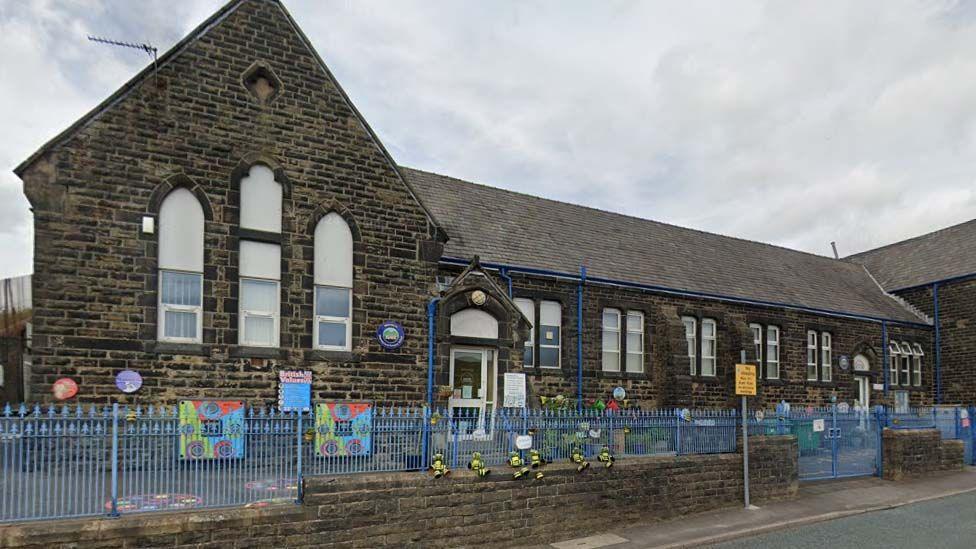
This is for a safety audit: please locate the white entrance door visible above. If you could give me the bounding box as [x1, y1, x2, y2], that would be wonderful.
[449, 347, 496, 439]
[856, 377, 870, 409]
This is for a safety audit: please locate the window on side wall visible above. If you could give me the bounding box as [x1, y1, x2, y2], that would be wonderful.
[820, 332, 832, 382]
[683, 317, 697, 375]
[766, 326, 780, 380]
[899, 341, 913, 387]
[314, 213, 353, 351]
[912, 343, 923, 387]
[700, 318, 717, 376]
[806, 331, 818, 381]
[539, 301, 561, 368]
[602, 308, 621, 372]
[158, 188, 205, 343]
[626, 311, 644, 373]
[750, 323, 763, 371]
[514, 298, 535, 367]
[888, 342, 900, 387]
[239, 240, 280, 347]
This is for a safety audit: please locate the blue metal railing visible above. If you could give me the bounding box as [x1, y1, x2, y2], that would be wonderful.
[0, 404, 739, 523]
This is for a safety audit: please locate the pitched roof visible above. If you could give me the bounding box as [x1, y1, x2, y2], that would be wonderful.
[848, 218, 976, 291]
[402, 167, 926, 324]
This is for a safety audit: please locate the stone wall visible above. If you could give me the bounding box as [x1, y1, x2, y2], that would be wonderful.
[881, 428, 964, 481]
[0, 436, 798, 549]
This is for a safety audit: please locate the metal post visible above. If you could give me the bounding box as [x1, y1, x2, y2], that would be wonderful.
[740, 349, 750, 509]
[295, 411, 303, 504]
[109, 403, 119, 518]
[934, 283, 942, 404]
[577, 266, 586, 412]
[881, 321, 889, 396]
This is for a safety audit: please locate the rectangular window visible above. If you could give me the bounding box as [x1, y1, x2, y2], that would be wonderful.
[766, 326, 780, 380]
[750, 324, 763, 370]
[602, 309, 621, 372]
[683, 317, 697, 375]
[888, 342, 900, 387]
[626, 311, 644, 373]
[806, 331, 818, 381]
[159, 270, 203, 342]
[514, 298, 535, 367]
[912, 343, 923, 387]
[701, 319, 716, 376]
[539, 301, 561, 368]
[240, 278, 279, 347]
[820, 332, 832, 382]
[315, 286, 351, 350]
[900, 342, 912, 387]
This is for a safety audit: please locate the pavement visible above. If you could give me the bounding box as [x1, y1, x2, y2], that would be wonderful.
[549, 468, 976, 549]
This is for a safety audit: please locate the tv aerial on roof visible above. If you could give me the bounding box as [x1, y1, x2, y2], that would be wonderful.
[87, 35, 159, 83]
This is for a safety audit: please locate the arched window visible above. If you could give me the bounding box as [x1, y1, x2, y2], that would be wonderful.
[450, 308, 498, 339]
[158, 188, 204, 342]
[238, 164, 282, 347]
[314, 212, 353, 350]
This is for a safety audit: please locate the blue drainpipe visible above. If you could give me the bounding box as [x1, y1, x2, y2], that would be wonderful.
[577, 266, 586, 411]
[499, 268, 513, 298]
[426, 297, 441, 407]
[934, 283, 942, 404]
[882, 321, 889, 396]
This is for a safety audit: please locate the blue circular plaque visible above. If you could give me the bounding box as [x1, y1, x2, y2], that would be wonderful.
[376, 321, 405, 350]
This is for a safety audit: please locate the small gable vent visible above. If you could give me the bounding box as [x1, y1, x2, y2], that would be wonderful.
[241, 61, 282, 105]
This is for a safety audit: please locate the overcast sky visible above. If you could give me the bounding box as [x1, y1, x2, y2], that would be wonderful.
[2, 0, 976, 279]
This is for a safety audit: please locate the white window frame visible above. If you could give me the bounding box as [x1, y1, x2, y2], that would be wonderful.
[683, 317, 697, 375]
[239, 277, 280, 347]
[820, 332, 832, 382]
[888, 342, 901, 387]
[539, 300, 561, 369]
[912, 343, 923, 387]
[158, 269, 204, 343]
[900, 341, 913, 387]
[806, 331, 818, 381]
[314, 285, 353, 351]
[625, 311, 644, 373]
[766, 326, 780, 380]
[514, 298, 535, 367]
[700, 318, 717, 377]
[602, 308, 621, 372]
[750, 323, 763, 370]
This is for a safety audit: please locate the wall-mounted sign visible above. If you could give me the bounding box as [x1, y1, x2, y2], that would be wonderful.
[115, 370, 143, 394]
[179, 400, 245, 460]
[837, 402, 850, 413]
[612, 387, 626, 401]
[873, 383, 884, 391]
[376, 321, 405, 350]
[515, 435, 532, 450]
[503, 373, 527, 408]
[315, 402, 373, 457]
[470, 290, 487, 306]
[52, 378, 78, 400]
[812, 419, 826, 432]
[278, 370, 312, 412]
[838, 355, 850, 371]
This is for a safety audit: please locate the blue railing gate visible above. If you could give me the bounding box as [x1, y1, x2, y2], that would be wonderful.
[789, 406, 881, 481]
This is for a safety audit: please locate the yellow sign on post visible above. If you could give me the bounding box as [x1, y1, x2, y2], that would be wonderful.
[735, 363, 757, 396]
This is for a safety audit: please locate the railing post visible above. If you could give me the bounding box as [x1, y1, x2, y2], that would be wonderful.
[296, 411, 304, 504]
[421, 407, 430, 471]
[109, 403, 119, 518]
[675, 411, 682, 456]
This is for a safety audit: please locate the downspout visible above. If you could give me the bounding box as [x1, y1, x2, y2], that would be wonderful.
[426, 298, 441, 407]
[499, 268, 513, 298]
[934, 283, 942, 404]
[577, 266, 586, 411]
[882, 321, 889, 397]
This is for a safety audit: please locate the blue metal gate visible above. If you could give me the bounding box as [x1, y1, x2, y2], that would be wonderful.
[792, 406, 881, 481]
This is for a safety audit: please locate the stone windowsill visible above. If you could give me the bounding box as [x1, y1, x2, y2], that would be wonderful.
[306, 349, 360, 363]
[150, 341, 209, 356]
[229, 346, 286, 359]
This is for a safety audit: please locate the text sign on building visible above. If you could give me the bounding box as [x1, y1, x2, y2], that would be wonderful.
[735, 363, 757, 396]
[278, 370, 312, 412]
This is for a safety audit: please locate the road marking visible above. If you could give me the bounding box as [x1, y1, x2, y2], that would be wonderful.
[552, 533, 629, 549]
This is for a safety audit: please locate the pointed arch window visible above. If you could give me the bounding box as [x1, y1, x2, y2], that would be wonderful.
[238, 164, 282, 347]
[314, 212, 353, 351]
[158, 188, 205, 342]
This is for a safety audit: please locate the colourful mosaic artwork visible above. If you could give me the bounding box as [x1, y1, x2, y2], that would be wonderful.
[314, 402, 373, 457]
[178, 400, 245, 460]
[106, 493, 202, 513]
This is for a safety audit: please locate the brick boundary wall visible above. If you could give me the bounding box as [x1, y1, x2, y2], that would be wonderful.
[0, 436, 797, 549]
[882, 428, 964, 481]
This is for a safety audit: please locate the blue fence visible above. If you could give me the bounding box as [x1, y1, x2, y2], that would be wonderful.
[0, 404, 738, 523]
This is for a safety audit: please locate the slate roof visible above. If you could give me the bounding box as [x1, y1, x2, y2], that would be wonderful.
[402, 167, 926, 324]
[849, 219, 976, 291]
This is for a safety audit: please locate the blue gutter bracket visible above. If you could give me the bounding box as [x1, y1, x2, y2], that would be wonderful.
[499, 268, 513, 298]
[882, 321, 889, 396]
[934, 283, 942, 404]
[427, 298, 441, 407]
[577, 266, 586, 411]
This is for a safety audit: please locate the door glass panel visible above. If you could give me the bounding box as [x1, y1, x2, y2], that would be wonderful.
[453, 351, 483, 400]
[485, 349, 495, 404]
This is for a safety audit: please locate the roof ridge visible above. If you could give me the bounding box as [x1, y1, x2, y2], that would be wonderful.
[400, 165, 858, 269]
[847, 216, 976, 260]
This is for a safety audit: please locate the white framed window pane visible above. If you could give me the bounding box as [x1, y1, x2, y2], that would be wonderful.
[683, 317, 696, 374]
[702, 320, 715, 338]
[626, 352, 642, 373]
[701, 357, 716, 376]
[603, 351, 620, 372]
[603, 309, 620, 329]
[626, 312, 642, 332]
[822, 362, 832, 382]
[901, 356, 911, 386]
[164, 311, 197, 339]
[240, 240, 281, 281]
[626, 332, 642, 354]
[603, 330, 620, 352]
[316, 287, 351, 318]
[161, 271, 202, 306]
[243, 316, 275, 346]
[240, 164, 282, 233]
[913, 357, 922, 386]
[539, 346, 559, 368]
[314, 212, 353, 287]
[912, 343, 924, 356]
[317, 321, 347, 347]
[159, 188, 204, 272]
[540, 301, 561, 326]
[702, 339, 715, 359]
[540, 326, 560, 347]
[890, 354, 899, 386]
[241, 279, 277, 313]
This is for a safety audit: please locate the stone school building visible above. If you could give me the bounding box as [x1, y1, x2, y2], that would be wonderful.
[11, 0, 974, 414]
